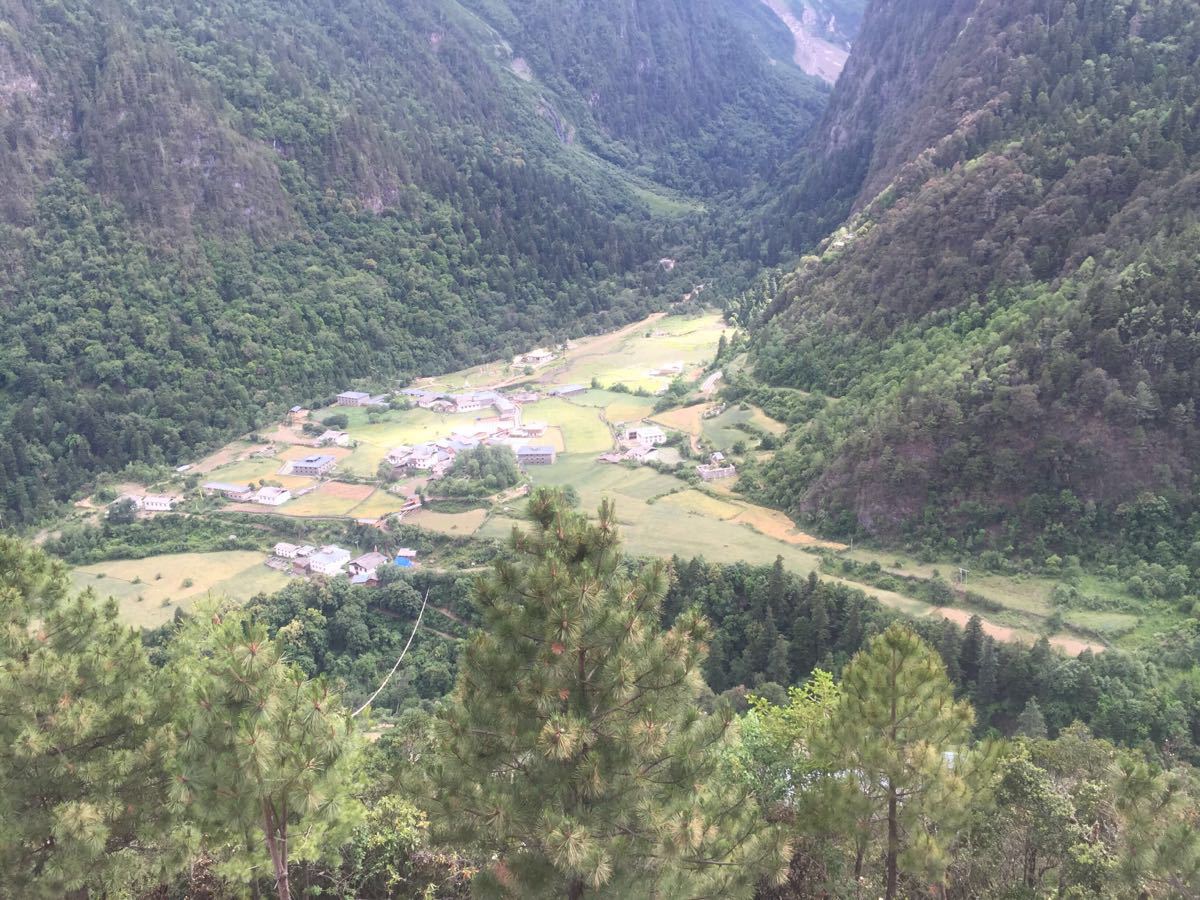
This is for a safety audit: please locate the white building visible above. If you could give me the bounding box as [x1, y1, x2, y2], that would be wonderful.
[624, 424, 667, 446]
[142, 495, 179, 512]
[337, 391, 371, 406]
[203, 482, 253, 501]
[273, 542, 301, 559]
[316, 429, 351, 447]
[254, 487, 292, 506]
[308, 545, 351, 576]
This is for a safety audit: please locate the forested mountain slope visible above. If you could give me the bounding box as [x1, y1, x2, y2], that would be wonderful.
[0, 0, 826, 524]
[740, 0, 1200, 561]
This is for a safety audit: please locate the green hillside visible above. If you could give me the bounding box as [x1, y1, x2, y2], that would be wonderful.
[0, 0, 826, 524]
[736, 0, 1200, 573]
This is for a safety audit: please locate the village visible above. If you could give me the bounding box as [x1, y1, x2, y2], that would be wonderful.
[102, 331, 741, 589]
[64, 311, 1116, 657]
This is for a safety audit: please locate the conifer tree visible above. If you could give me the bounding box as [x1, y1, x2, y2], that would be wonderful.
[430, 490, 789, 898]
[0, 537, 180, 896]
[1015, 697, 1048, 739]
[168, 609, 364, 900]
[820, 624, 986, 899]
[975, 638, 998, 709]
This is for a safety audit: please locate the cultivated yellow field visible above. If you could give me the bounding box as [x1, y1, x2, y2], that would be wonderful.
[71, 551, 290, 628]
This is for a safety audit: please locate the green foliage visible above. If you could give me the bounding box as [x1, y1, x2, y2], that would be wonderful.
[820, 624, 987, 897]
[0, 538, 180, 896]
[167, 607, 364, 897]
[742, 0, 1200, 559]
[429, 490, 790, 897]
[440, 445, 523, 497]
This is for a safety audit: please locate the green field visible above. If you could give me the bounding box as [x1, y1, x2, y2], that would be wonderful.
[547, 313, 728, 393]
[71, 551, 291, 628]
[521, 399, 614, 454]
[405, 507, 489, 535]
[700, 404, 788, 448]
[567, 389, 657, 425]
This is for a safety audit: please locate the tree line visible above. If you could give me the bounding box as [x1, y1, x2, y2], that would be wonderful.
[2, 492, 1198, 897]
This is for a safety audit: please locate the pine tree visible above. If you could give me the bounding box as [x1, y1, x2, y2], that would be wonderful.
[960, 615, 985, 684]
[975, 638, 998, 711]
[819, 624, 985, 899]
[430, 490, 790, 898]
[766, 635, 792, 686]
[169, 609, 364, 900]
[808, 591, 830, 663]
[0, 538, 181, 896]
[1015, 697, 1048, 739]
[938, 619, 963, 686]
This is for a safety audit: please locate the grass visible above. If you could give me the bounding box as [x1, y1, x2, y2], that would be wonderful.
[70, 551, 290, 628]
[546, 313, 728, 393]
[348, 489, 420, 520]
[567, 389, 657, 425]
[405, 507, 489, 535]
[272, 485, 364, 517]
[521, 399, 613, 454]
[700, 404, 787, 448]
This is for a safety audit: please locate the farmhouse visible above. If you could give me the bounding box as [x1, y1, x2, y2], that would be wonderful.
[698, 462, 737, 481]
[337, 391, 371, 406]
[450, 393, 488, 413]
[308, 545, 352, 576]
[396, 547, 418, 559]
[142, 495, 179, 512]
[513, 347, 555, 367]
[547, 384, 585, 397]
[316, 429, 350, 447]
[292, 454, 337, 477]
[348, 551, 389, 577]
[273, 542, 305, 559]
[517, 445, 557, 466]
[253, 486, 292, 506]
[510, 390, 541, 404]
[623, 424, 667, 446]
[203, 482, 253, 501]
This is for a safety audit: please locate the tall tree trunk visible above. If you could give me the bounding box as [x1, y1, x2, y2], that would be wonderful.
[262, 801, 291, 900]
[886, 789, 899, 900]
[567, 876, 585, 900]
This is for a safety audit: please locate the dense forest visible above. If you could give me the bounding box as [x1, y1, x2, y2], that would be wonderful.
[0, 0, 826, 526]
[734, 0, 1200, 563]
[3, 494, 1199, 898]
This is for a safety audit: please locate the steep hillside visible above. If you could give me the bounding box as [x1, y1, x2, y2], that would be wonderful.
[740, 0, 1200, 565]
[0, 0, 826, 524]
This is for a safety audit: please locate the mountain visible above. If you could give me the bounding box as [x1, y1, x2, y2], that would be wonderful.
[0, 0, 827, 524]
[739, 0, 1200, 562]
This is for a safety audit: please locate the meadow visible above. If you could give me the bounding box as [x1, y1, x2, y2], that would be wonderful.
[70, 551, 291, 628]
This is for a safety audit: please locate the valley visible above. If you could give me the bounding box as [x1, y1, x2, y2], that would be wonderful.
[54, 311, 1127, 656]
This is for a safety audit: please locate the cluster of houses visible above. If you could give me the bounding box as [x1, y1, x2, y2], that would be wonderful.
[268, 542, 417, 586]
[398, 387, 523, 417]
[386, 417, 557, 479]
[599, 422, 668, 465]
[698, 451, 737, 481]
[203, 482, 295, 506]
